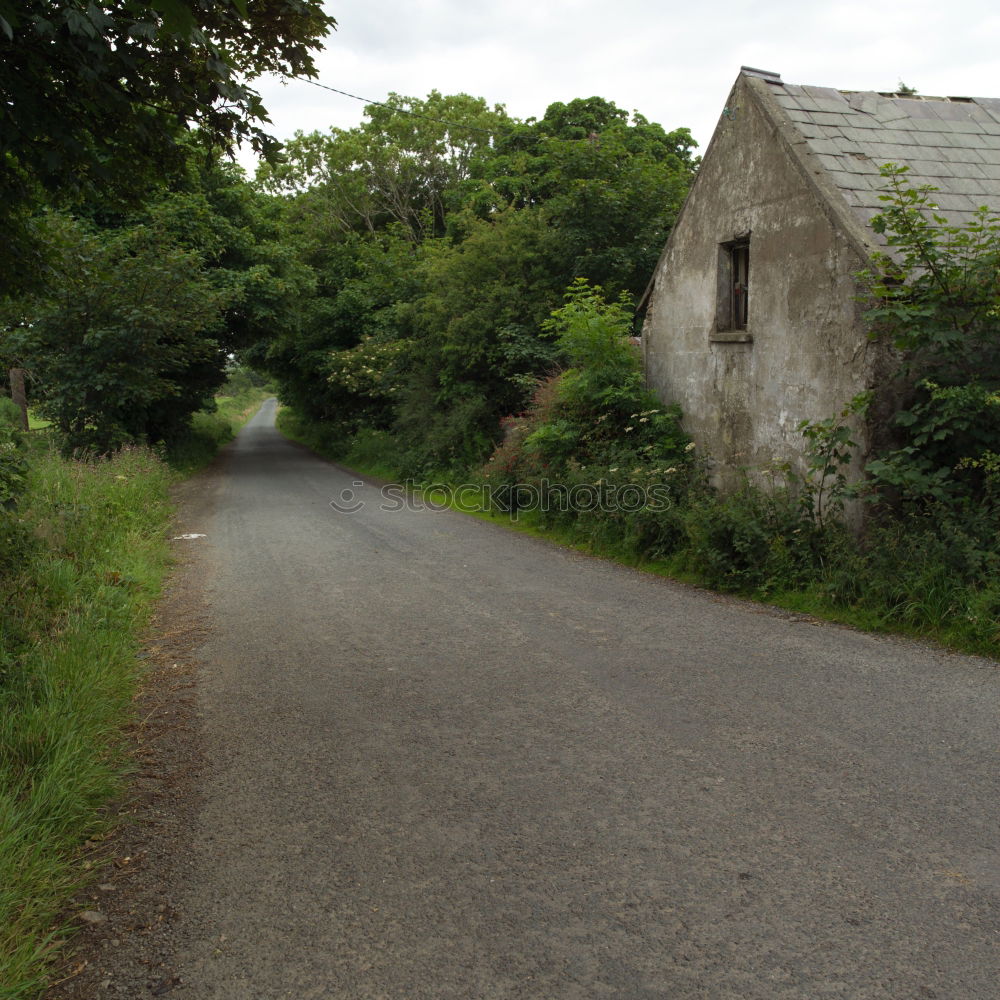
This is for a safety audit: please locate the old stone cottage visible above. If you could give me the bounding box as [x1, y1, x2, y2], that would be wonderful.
[640, 67, 1000, 491]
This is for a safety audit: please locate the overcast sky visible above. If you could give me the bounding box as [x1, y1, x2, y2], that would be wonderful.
[240, 0, 999, 169]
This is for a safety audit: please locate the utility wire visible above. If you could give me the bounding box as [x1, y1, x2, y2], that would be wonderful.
[290, 76, 688, 153]
[297, 76, 499, 137]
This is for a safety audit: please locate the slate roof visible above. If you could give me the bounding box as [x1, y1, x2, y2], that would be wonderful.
[763, 78, 1000, 237]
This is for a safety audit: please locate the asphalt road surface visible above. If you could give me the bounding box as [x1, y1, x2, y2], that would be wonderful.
[166, 400, 998, 998]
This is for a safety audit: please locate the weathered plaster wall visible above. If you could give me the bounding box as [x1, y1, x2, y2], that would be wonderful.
[643, 75, 879, 492]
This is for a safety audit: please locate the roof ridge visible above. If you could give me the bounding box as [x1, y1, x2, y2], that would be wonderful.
[838, 89, 980, 104]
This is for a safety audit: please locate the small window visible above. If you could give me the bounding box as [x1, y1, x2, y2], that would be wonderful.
[714, 237, 752, 341]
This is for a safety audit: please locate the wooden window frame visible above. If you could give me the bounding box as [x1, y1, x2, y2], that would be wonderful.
[713, 236, 753, 343]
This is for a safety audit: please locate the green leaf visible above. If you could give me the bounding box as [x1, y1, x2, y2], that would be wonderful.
[149, 0, 197, 35]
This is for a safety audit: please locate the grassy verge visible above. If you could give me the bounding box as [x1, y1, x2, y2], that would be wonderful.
[275, 409, 403, 482]
[164, 386, 274, 476]
[0, 384, 271, 997]
[275, 408, 1000, 661]
[469, 506, 999, 659]
[0, 446, 172, 998]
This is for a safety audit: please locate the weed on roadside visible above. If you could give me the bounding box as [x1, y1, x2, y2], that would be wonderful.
[0, 447, 172, 996]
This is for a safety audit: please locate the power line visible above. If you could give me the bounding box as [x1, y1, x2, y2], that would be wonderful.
[297, 77, 498, 137]
[289, 76, 689, 154]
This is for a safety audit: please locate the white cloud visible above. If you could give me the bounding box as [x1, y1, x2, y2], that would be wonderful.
[236, 0, 1000, 172]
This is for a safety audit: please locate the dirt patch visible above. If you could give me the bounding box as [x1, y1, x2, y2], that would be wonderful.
[44, 462, 225, 1000]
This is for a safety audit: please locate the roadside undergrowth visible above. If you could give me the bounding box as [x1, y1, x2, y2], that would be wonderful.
[0, 446, 172, 998]
[275, 407, 403, 482]
[0, 383, 270, 997]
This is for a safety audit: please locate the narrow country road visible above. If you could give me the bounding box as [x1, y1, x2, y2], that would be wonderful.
[161, 401, 998, 997]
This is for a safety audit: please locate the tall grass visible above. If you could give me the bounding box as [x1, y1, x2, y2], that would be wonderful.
[0, 376, 273, 996]
[0, 446, 172, 997]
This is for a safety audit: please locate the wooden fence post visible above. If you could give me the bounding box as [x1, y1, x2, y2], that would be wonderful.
[9, 368, 29, 431]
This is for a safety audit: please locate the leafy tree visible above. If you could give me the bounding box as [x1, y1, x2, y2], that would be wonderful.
[384, 99, 697, 468]
[244, 226, 421, 430]
[2, 142, 319, 454]
[7, 214, 229, 451]
[472, 97, 698, 296]
[260, 91, 508, 240]
[393, 209, 561, 472]
[251, 92, 697, 473]
[863, 165, 1000, 505]
[0, 0, 334, 292]
[136, 153, 318, 354]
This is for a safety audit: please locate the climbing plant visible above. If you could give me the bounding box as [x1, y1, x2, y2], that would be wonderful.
[862, 164, 1000, 506]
